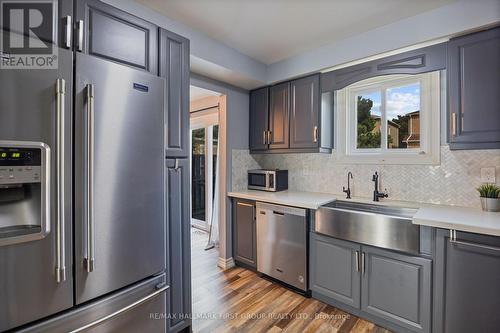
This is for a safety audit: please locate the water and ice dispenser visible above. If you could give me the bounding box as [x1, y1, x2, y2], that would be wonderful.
[0, 141, 50, 246]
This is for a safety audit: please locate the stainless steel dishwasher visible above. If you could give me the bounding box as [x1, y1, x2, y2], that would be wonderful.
[256, 202, 307, 291]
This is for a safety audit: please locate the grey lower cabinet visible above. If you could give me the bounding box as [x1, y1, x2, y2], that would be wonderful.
[310, 233, 361, 308]
[233, 199, 257, 268]
[166, 158, 191, 333]
[433, 229, 500, 333]
[310, 233, 431, 333]
[362, 246, 431, 333]
[160, 29, 190, 158]
[447, 26, 500, 149]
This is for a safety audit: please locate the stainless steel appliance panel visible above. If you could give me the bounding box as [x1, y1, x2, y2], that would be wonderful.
[256, 202, 307, 291]
[0, 48, 73, 331]
[315, 201, 420, 254]
[74, 53, 165, 304]
[17, 274, 168, 333]
[247, 169, 288, 192]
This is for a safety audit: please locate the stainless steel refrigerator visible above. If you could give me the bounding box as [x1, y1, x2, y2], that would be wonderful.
[0, 48, 168, 332]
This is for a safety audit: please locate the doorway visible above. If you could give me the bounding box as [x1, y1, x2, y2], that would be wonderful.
[190, 120, 219, 231]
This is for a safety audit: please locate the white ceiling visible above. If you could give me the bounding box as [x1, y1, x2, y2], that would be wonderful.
[190, 85, 221, 101]
[137, 0, 454, 65]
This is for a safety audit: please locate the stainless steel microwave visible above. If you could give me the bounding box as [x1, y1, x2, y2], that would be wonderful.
[248, 169, 288, 192]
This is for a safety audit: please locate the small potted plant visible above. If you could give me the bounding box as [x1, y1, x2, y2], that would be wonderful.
[477, 184, 500, 212]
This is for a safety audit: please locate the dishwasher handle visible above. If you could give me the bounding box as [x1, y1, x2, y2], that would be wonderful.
[256, 202, 306, 217]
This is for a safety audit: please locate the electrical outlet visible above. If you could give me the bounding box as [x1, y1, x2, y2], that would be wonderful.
[480, 167, 496, 183]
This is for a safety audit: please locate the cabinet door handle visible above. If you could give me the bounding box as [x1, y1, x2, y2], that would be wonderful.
[267, 131, 272, 144]
[451, 113, 457, 136]
[55, 79, 67, 283]
[63, 16, 72, 49]
[361, 252, 366, 275]
[355, 251, 360, 272]
[263, 131, 267, 145]
[313, 126, 318, 143]
[77, 20, 84, 52]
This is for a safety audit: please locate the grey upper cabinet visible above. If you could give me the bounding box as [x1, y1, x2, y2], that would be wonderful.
[165, 158, 191, 333]
[362, 246, 431, 333]
[290, 75, 320, 149]
[269, 82, 290, 150]
[433, 229, 500, 333]
[321, 43, 447, 92]
[249, 74, 332, 153]
[249, 87, 270, 151]
[75, 0, 158, 74]
[233, 199, 257, 268]
[310, 233, 361, 309]
[159, 29, 190, 158]
[448, 27, 500, 150]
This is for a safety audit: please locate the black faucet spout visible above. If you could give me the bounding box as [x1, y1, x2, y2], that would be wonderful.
[343, 171, 353, 199]
[372, 172, 388, 202]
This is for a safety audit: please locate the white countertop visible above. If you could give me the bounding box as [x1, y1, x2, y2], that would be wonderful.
[228, 190, 500, 237]
[227, 190, 336, 210]
[414, 206, 500, 237]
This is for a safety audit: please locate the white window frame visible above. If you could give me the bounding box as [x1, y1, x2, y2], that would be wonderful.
[336, 72, 440, 165]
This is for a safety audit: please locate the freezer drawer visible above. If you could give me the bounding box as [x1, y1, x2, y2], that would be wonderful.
[18, 274, 168, 333]
[256, 202, 308, 291]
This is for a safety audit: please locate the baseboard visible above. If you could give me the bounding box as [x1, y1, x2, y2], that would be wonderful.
[217, 257, 235, 270]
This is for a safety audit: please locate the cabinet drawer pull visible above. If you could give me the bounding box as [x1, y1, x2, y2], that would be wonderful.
[450, 238, 500, 253]
[451, 113, 457, 136]
[237, 202, 254, 208]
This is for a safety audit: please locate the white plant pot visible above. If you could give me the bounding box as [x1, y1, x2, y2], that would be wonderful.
[480, 197, 500, 212]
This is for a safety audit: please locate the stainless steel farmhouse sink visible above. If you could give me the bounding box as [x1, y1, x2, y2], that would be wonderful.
[315, 200, 420, 254]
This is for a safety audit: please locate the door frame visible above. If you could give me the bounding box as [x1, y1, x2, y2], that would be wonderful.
[189, 95, 225, 239]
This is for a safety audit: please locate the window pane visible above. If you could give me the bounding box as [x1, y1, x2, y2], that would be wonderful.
[386, 83, 420, 149]
[191, 128, 205, 221]
[356, 92, 381, 149]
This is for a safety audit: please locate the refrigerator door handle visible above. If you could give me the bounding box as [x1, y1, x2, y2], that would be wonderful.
[83, 84, 95, 273]
[69, 285, 169, 333]
[55, 79, 67, 283]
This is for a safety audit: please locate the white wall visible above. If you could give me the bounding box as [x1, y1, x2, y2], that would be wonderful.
[101, 0, 267, 89]
[267, 0, 500, 83]
[97, 0, 500, 89]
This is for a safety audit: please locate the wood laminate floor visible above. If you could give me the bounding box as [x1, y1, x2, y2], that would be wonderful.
[191, 229, 392, 333]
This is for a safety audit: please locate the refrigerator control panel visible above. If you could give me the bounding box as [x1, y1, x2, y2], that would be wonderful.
[0, 147, 42, 185]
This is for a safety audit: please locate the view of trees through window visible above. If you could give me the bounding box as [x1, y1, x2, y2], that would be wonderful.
[356, 82, 420, 150]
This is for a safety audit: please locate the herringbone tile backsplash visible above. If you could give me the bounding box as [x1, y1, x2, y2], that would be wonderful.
[232, 147, 500, 208]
